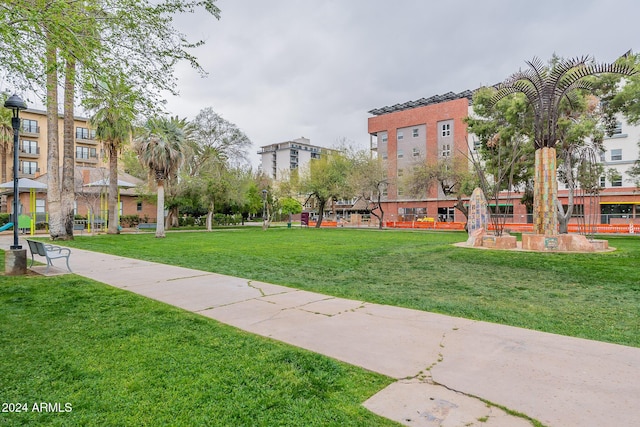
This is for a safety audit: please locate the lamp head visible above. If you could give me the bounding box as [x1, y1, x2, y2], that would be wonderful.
[4, 94, 27, 113]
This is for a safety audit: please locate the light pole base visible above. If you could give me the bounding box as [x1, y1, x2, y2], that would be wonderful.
[5, 249, 27, 276]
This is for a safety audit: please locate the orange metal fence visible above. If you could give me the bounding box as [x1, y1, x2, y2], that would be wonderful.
[307, 220, 640, 234]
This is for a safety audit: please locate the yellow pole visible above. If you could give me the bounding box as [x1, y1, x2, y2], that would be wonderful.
[117, 188, 121, 229]
[88, 210, 91, 233]
[30, 188, 35, 236]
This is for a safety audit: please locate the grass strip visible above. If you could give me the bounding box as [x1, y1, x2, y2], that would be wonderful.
[57, 227, 640, 347]
[0, 267, 397, 426]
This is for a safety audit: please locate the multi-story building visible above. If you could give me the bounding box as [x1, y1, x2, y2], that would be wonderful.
[258, 137, 328, 180]
[368, 91, 474, 223]
[2, 108, 103, 183]
[597, 116, 640, 224]
[368, 91, 640, 226]
[1, 109, 157, 225]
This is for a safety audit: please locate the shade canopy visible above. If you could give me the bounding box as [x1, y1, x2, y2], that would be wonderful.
[0, 177, 47, 190]
[85, 178, 137, 188]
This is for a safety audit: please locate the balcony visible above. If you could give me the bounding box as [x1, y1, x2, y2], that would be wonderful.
[18, 167, 40, 178]
[20, 125, 40, 137]
[76, 128, 98, 145]
[76, 155, 98, 164]
[19, 147, 40, 159]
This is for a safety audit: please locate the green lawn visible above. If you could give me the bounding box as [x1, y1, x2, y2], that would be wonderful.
[59, 227, 640, 347]
[0, 265, 396, 426]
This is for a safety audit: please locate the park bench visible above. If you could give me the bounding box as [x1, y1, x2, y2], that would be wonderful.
[136, 223, 157, 232]
[26, 239, 72, 273]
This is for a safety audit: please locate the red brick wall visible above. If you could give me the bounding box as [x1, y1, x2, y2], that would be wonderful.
[368, 97, 471, 217]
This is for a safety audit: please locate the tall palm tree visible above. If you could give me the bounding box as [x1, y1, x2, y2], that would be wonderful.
[0, 93, 13, 185]
[134, 116, 186, 238]
[84, 77, 137, 234]
[489, 56, 635, 235]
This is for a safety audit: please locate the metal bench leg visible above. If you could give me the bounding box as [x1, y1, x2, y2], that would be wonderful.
[65, 256, 72, 273]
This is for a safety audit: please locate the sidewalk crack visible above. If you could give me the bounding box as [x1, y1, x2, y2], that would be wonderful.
[403, 327, 543, 427]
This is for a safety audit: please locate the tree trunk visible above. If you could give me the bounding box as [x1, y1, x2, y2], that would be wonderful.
[206, 201, 214, 231]
[155, 180, 165, 238]
[1, 141, 7, 184]
[61, 57, 76, 240]
[107, 144, 119, 234]
[533, 147, 558, 235]
[46, 38, 63, 240]
[315, 199, 326, 228]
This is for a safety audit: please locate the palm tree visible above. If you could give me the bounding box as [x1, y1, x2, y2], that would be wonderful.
[84, 77, 137, 234]
[134, 116, 186, 238]
[0, 93, 13, 185]
[489, 56, 635, 235]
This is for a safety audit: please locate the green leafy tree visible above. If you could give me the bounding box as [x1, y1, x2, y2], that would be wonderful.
[0, 0, 220, 238]
[407, 156, 478, 224]
[84, 77, 139, 234]
[279, 197, 303, 224]
[299, 151, 351, 228]
[134, 116, 187, 238]
[347, 148, 388, 229]
[478, 56, 635, 235]
[181, 108, 252, 230]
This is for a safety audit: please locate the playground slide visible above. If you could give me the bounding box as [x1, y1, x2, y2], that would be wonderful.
[0, 222, 13, 232]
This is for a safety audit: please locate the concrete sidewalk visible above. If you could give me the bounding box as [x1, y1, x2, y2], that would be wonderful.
[3, 234, 639, 427]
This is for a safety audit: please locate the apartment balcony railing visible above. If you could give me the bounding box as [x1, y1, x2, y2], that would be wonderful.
[19, 147, 40, 158]
[21, 125, 40, 136]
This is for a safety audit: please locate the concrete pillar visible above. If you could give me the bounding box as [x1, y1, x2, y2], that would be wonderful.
[5, 249, 27, 276]
[533, 147, 558, 235]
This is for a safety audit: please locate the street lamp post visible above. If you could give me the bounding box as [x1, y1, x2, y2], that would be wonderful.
[4, 94, 27, 250]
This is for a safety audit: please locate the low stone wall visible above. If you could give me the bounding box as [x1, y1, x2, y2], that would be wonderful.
[522, 234, 597, 252]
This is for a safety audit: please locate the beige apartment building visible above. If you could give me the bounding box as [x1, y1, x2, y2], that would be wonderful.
[1, 109, 156, 225]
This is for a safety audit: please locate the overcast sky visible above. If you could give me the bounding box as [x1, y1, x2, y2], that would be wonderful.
[164, 0, 637, 166]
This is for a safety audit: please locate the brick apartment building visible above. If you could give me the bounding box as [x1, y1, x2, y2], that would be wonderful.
[368, 91, 640, 226]
[368, 91, 474, 223]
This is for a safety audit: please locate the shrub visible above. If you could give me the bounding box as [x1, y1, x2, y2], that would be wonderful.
[0, 213, 10, 226]
[120, 215, 140, 228]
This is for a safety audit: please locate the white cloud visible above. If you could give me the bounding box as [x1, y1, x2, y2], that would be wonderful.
[164, 0, 640, 166]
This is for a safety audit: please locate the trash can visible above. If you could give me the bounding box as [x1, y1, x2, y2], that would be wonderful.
[287, 222, 292, 228]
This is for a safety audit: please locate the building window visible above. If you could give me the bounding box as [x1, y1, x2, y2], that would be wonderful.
[397, 186, 404, 196]
[36, 199, 45, 213]
[441, 144, 451, 157]
[613, 121, 622, 135]
[76, 127, 96, 140]
[20, 140, 38, 154]
[20, 161, 38, 175]
[382, 187, 388, 197]
[381, 133, 388, 143]
[397, 130, 403, 140]
[441, 123, 451, 137]
[137, 202, 143, 212]
[397, 168, 404, 177]
[610, 149, 622, 161]
[21, 119, 38, 133]
[412, 128, 419, 137]
[599, 176, 606, 187]
[76, 146, 97, 159]
[611, 176, 623, 187]
[381, 152, 388, 160]
[412, 147, 420, 157]
[397, 150, 404, 159]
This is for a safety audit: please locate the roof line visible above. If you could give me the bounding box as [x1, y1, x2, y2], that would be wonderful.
[368, 89, 475, 116]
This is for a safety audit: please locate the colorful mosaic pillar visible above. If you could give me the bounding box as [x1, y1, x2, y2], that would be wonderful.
[533, 147, 558, 235]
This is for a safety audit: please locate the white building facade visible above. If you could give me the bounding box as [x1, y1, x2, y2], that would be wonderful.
[258, 137, 326, 180]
